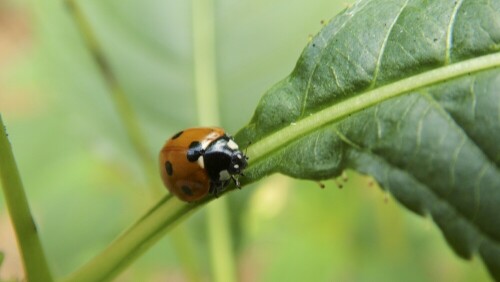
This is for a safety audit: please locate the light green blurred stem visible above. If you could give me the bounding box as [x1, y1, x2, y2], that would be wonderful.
[0, 115, 54, 282]
[65, 0, 162, 197]
[170, 228, 204, 282]
[65, 1, 203, 281]
[63, 195, 208, 282]
[192, 0, 238, 282]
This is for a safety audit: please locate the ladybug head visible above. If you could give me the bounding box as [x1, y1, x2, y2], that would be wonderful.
[228, 151, 248, 175]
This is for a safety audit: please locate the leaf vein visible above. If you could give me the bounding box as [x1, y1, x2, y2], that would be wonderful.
[333, 128, 362, 150]
[313, 132, 321, 161]
[371, 0, 409, 86]
[450, 135, 466, 189]
[374, 104, 382, 139]
[329, 66, 343, 93]
[299, 4, 360, 117]
[415, 101, 431, 151]
[396, 95, 419, 150]
[393, 40, 420, 64]
[332, 44, 372, 78]
[469, 75, 478, 119]
[472, 163, 488, 222]
[445, 0, 465, 65]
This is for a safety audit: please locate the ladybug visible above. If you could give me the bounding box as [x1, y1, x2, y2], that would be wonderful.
[159, 127, 248, 202]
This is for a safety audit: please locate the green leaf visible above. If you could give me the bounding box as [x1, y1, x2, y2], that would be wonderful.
[235, 0, 500, 279]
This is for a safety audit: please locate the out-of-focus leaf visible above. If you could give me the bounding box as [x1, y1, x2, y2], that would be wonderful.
[235, 0, 500, 279]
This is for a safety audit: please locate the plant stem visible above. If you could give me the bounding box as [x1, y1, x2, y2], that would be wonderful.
[205, 199, 237, 282]
[192, 0, 238, 281]
[0, 115, 54, 282]
[170, 228, 203, 282]
[65, 0, 163, 197]
[62, 195, 210, 282]
[192, 0, 220, 125]
[244, 52, 500, 168]
[65, 1, 207, 281]
[66, 1, 205, 281]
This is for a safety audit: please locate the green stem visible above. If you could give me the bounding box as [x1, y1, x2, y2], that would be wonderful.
[62, 195, 210, 282]
[66, 1, 203, 281]
[0, 115, 54, 282]
[192, 0, 220, 126]
[192, 0, 238, 281]
[170, 228, 203, 282]
[205, 200, 237, 282]
[245, 52, 500, 167]
[65, 0, 162, 197]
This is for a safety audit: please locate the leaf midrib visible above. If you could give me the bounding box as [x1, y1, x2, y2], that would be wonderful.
[246, 52, 500, 167]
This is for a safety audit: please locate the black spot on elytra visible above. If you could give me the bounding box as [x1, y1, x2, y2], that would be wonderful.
[165, 161, 173, 176]
[187, 141, 203, 162]
[189, 141, 201, 149]
[182, 185, 193, 196]
[171, 130, 183, 140]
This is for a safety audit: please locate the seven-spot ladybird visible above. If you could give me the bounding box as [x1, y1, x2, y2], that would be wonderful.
[159, 127, 248, 202]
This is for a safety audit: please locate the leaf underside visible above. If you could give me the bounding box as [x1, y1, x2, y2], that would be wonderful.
[235, 0, 500, 279]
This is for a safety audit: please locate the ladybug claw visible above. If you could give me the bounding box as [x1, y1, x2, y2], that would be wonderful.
[231, 176, 241, 189]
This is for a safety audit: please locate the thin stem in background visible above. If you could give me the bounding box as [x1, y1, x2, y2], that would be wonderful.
[64, 1, 203, 281]
[62, 194, 208, 282]
[170, 227, 204, 282]
[65, 0, 162, 198]
[0, 115, 54, 282]
[192, 0, 238, 282]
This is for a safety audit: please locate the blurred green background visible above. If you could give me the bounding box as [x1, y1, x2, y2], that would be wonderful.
[0, 0, 492, 281]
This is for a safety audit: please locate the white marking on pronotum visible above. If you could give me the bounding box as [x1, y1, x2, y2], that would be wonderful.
[219, 170, 230, 181]
[227, 139, 239, 150]
[234, 164, 239, 169]
[197, 156, 205, 169]
[200, 140, 211, 150]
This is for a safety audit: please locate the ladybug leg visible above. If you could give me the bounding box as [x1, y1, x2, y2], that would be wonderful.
[209, 181, 225, 198]
[209, 183, 220, 198]
[231, 175, 241, 189]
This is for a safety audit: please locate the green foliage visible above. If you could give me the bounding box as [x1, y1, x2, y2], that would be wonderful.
[1, 0, 498, 281]
[236, 0, 500, 279]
